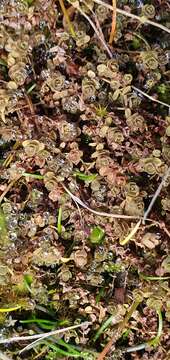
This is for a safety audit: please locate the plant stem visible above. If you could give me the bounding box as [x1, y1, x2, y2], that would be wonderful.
[109, 0, 116, 44]
[58, 0, 76, 37]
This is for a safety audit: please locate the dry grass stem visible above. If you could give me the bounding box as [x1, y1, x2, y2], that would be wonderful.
[91, 0, 170, 34]
[62, 183, 141, 220]
[132, 86, 170, 109]
[109, 0, 117, 44]
[0, 322, 89, 346]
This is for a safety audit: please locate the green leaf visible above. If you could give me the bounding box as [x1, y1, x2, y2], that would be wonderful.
[57, 207, 62, 235]
[26, 83, 36, 94]
[23, 274, 33, 293]
[22, 172, 44, 179]
[89, 226, 105, 245]
[73, 171, 97, 182]
[93, 315, 114, 342]
[139, 272, 170, 281]
[20, 318, 58, 330]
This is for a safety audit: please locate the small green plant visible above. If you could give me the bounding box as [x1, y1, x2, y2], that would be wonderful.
[20, 318, 59, 330]
[95, 105, 108, 118]
[89, 226, 105, 245]
[93, 315, 114, 342]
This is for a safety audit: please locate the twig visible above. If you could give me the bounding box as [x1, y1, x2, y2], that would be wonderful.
[0, 322, 89, 345]
[109, 0, 116, 44]
[143, 167, 170, 223]
[90, 0, 170, 34]
[132, 86, 170, 109]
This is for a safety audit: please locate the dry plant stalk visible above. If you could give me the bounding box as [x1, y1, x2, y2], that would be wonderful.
[109, 0, 116, 44]
[0, 322, 89, 346]
[62, 183, 141, 220]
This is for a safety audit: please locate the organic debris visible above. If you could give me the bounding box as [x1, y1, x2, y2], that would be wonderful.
[0, 0, 170, 359]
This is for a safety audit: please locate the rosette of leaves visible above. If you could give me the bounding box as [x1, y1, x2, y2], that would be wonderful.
[8, 62, 27, 86]
[110, 79, 121, 91]
[47, 72, 65, 92]
[141, 4, 156, 18]
[62, 96, 80, 114]
[58, 120, 79, 142]
[16, 0, 29, 15]
[124, 196, 144, 217]
[141, 232, 159, 249]
[140, 51, 158, 70]
[95, 4, 110, 24]
[76, 31, 90, 48]
[125, 182, 140, 198]
[128, 94, 141, 109]
[5, 37, 17, 54]
[82, 78, 99, 100]
[107, 59, 119, 73]
[43, 172, 58, 192]
[97, 64, 115, 79]
[123, 73, 133, 86]
[17, 34, 30, 54]
[6, 35, 29, 61]
[58, 265, 72, 282]
[139, 157, 163, 175]
[22, 140, 45, 157]
[73, 249, 88, 268]
[32, 245, 63, 267]
[31, 32, 46, 47]
[126, 112, 145, 133]
[107, 127, 124, 148]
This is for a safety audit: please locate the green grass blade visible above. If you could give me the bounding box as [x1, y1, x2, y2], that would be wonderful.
[57, 207, 62, 234]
